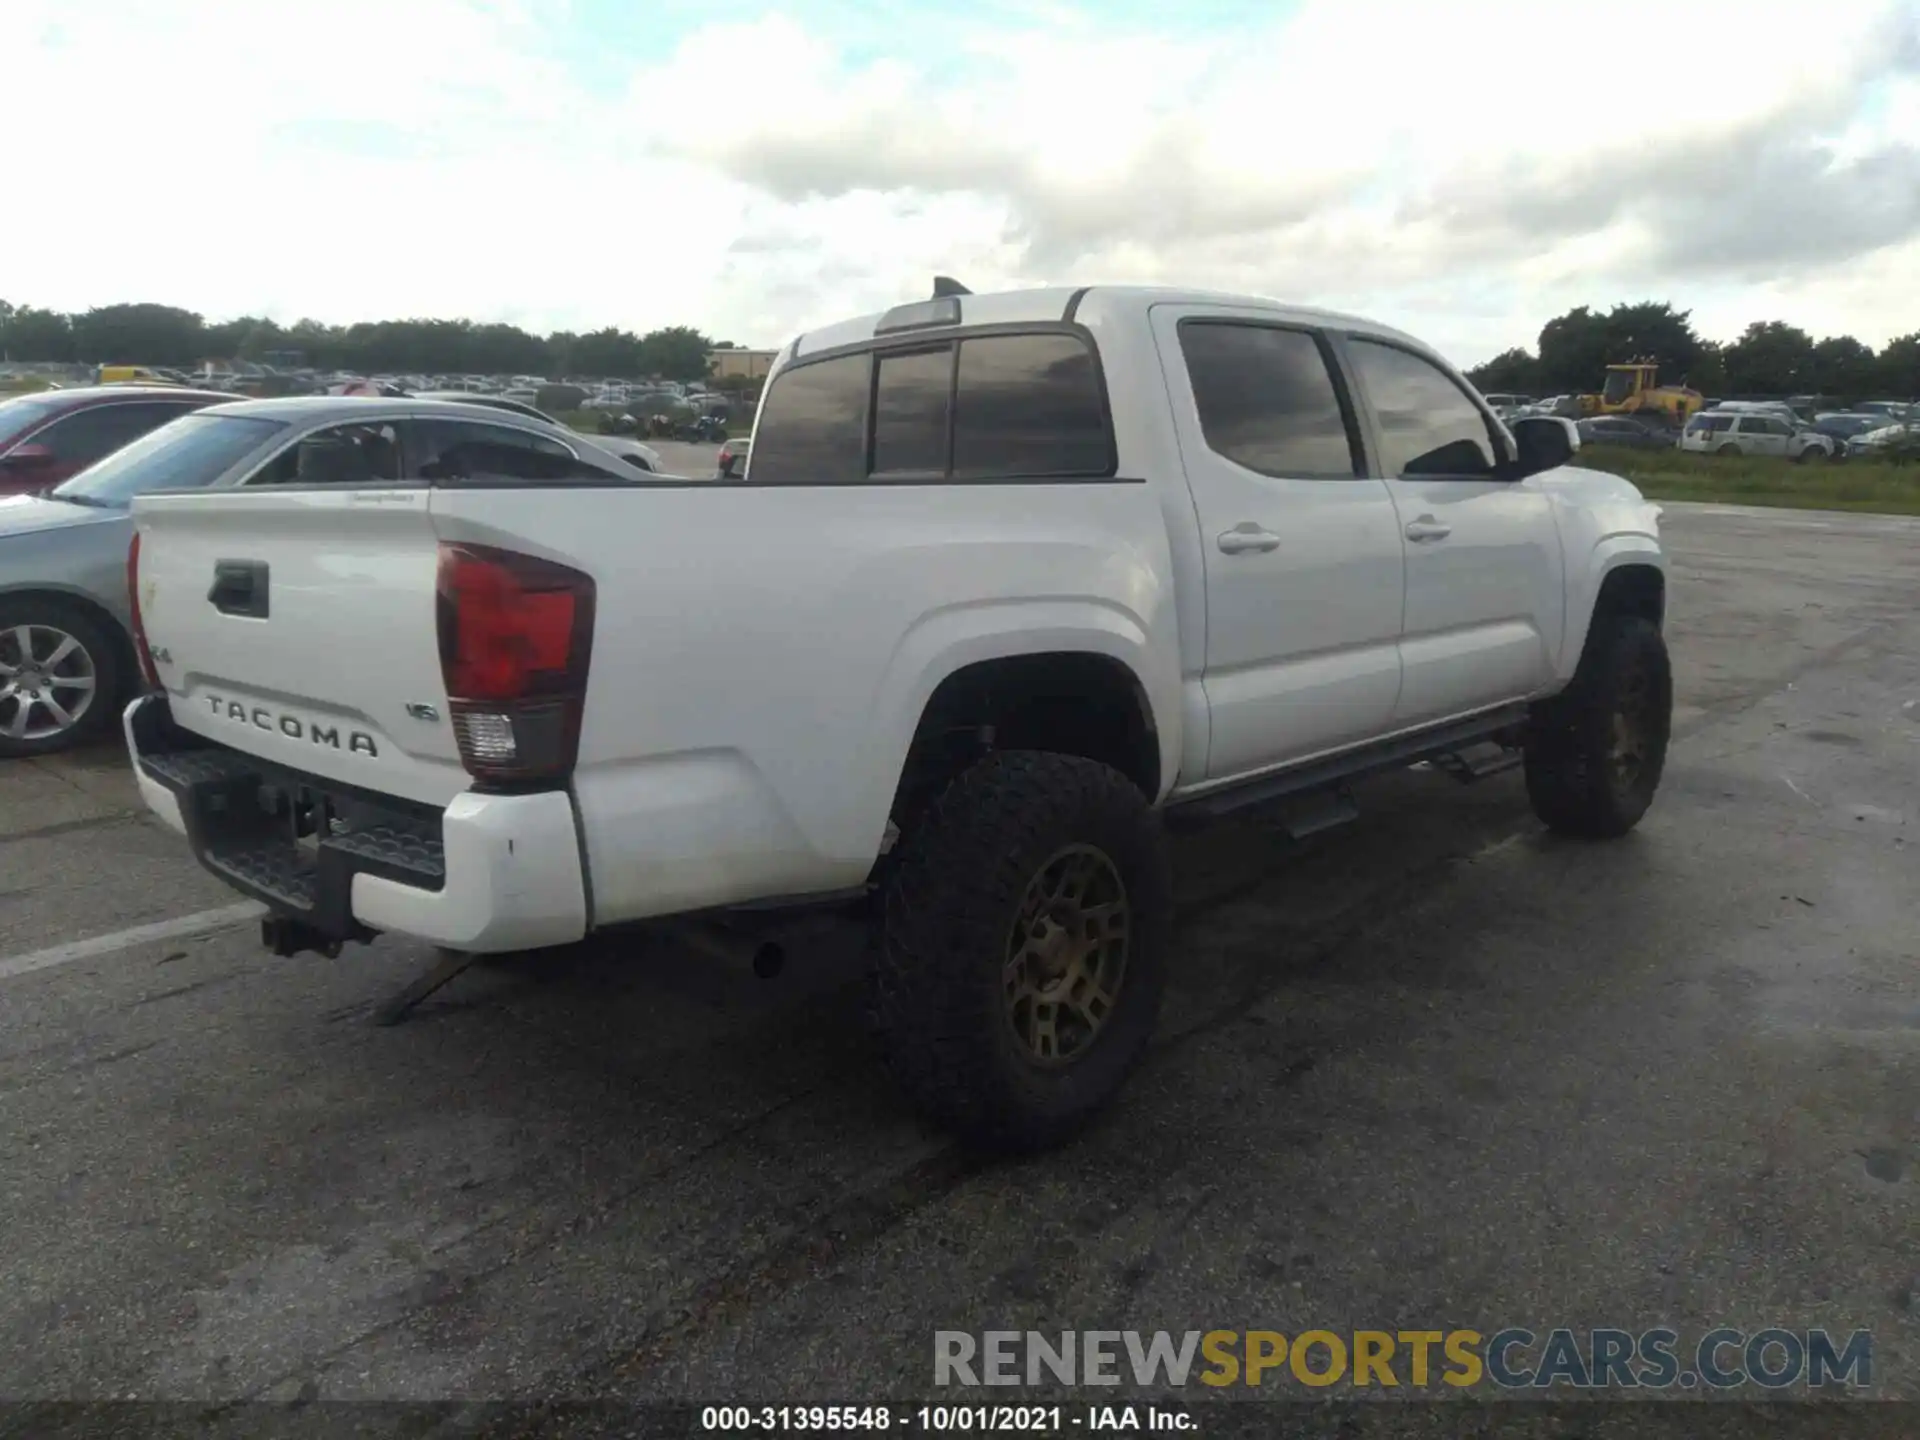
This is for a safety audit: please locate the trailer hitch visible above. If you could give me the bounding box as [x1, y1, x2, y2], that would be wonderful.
[261, 914, 346, 959]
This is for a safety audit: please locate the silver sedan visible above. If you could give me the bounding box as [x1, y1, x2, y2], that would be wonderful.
[0, 394, 673, 757]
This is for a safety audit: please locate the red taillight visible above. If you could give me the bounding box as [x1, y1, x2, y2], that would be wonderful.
[127, 532, 161, 689]
[435, 542, 595, 786]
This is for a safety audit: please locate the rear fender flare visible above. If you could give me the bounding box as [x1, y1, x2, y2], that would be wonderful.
[861, 600, 1180, 848]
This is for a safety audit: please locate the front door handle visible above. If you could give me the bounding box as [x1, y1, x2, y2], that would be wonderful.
[1217, 523, 1281, 555]
[1404, 516, 1452, 542]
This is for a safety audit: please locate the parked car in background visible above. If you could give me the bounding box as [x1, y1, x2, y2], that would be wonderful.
[1847, 420, 1917, 459]
[412, 391, 664, 473]
[1855, 401, 1915, 422]
[715, 435, 750, 478]
[1703, 400, 1802, 422]
[1679, 411, 1834, 461]
[1810, 413, 1897, 449]
[0, 386, 234, 496]
[1576, 416, 1676, 451]
[3, 395, 663, 756]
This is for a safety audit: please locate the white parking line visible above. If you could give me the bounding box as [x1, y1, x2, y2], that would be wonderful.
[0, 902, 265, 982]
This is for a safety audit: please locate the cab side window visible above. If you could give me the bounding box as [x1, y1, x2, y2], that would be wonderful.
[248, 422, 404, 485]
[1177, 322, 1361, 479]
[412, 419, 620, 483]
[1348, 339, 1501, 478]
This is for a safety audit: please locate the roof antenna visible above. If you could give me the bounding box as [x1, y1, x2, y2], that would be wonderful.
[932, 276, 971, 298]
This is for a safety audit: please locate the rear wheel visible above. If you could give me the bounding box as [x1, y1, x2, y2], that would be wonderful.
[873, 750, 1171, 1151]
[1715, 444, 1743, 456]
[1524, 615, 1671, 839]
[0, 600, 123, 759]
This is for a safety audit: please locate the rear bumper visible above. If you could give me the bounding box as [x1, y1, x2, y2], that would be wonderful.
[125, 693, 587, 953]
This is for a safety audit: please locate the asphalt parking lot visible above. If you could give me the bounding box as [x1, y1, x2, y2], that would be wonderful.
[2, 501, 1917, 1426]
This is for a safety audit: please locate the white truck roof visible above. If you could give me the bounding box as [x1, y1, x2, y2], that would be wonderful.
[789, 284, 1432, 362]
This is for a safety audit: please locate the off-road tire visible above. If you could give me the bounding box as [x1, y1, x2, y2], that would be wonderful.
[0, 598, 124, 760]
[873, 750, 1171, 1152]
[1524, 615, 1671, 838]
[1715, 444, 1742, 457]
[1795, 446, 1826, 464]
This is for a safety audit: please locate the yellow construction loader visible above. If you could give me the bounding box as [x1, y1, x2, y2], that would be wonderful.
[1578, 360, 1704, 428]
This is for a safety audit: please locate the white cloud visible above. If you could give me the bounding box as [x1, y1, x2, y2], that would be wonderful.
[5, 0, 1918, 362]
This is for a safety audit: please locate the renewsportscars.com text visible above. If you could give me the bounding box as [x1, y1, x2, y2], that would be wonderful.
[933, 1328, 1872, 1391]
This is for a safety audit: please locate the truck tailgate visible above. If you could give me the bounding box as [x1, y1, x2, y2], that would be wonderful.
[135, 488, 467, 807]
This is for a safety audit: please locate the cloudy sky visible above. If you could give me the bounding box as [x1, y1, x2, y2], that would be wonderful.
[7, 0, 1919, 364]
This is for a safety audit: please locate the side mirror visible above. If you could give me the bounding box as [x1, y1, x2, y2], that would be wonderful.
[1509, 416, 1578, 477]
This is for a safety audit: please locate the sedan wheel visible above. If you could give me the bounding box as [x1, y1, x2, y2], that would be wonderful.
[0, 604, 122, 758]
[0, 624, 98, 742]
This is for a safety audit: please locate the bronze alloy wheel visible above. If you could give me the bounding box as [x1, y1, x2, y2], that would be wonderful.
[1003, 843, 1130, 1066]
[1609, 655, 1653, 789]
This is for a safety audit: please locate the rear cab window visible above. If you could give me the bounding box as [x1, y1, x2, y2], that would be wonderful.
[747, 329, 1114, 485]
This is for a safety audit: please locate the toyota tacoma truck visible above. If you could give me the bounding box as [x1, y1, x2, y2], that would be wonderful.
[123, 284, 1670, 1150]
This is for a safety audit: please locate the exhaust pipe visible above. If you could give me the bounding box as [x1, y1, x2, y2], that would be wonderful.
[671, 923, 787, 979]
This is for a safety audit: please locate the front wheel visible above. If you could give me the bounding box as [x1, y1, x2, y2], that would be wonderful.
[1796, 446, 1827, 464]
[1524, 616, 1672, 839]
[873, 750, 1171, 1151]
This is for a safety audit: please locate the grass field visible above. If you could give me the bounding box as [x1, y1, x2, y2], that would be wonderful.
[1585, 445, 1920, 516]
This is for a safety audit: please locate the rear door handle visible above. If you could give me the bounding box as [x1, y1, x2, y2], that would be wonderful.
[208, 559, 270, 618]
[1404, 516, 1452, 542]
[1217, 523, 1281, 555]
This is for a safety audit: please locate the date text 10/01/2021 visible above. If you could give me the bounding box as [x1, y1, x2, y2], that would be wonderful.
[701, 1406, 1190, 1431]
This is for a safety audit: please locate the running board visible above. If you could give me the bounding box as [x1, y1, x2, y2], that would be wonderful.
[1270, 787, 1361, 840]
[1166, 704, 1530, 827]
[1430, 741, 1525, 783]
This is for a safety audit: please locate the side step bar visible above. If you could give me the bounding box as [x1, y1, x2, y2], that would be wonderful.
[1166, 703, 1529, 828]
[1430, 742, 1525, 783]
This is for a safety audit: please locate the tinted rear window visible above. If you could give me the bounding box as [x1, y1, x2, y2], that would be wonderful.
[952, 334, 1111, 479]
[748, 330, 1113, 485]
[1691, 414, 1733, 432]
[872, 346, 952, 475]
[748, 353, 868, 485]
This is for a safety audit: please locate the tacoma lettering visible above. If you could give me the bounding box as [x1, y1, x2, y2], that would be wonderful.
[204, 696, 377, 757]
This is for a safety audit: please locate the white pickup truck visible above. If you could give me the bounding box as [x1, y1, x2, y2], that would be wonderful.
[124, 284, 1670, 1149]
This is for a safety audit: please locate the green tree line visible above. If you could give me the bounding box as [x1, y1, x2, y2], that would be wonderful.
[0, 300, 732, 383]
[4, 296, 1915, 400]
[1463, 301, 1919, 402]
